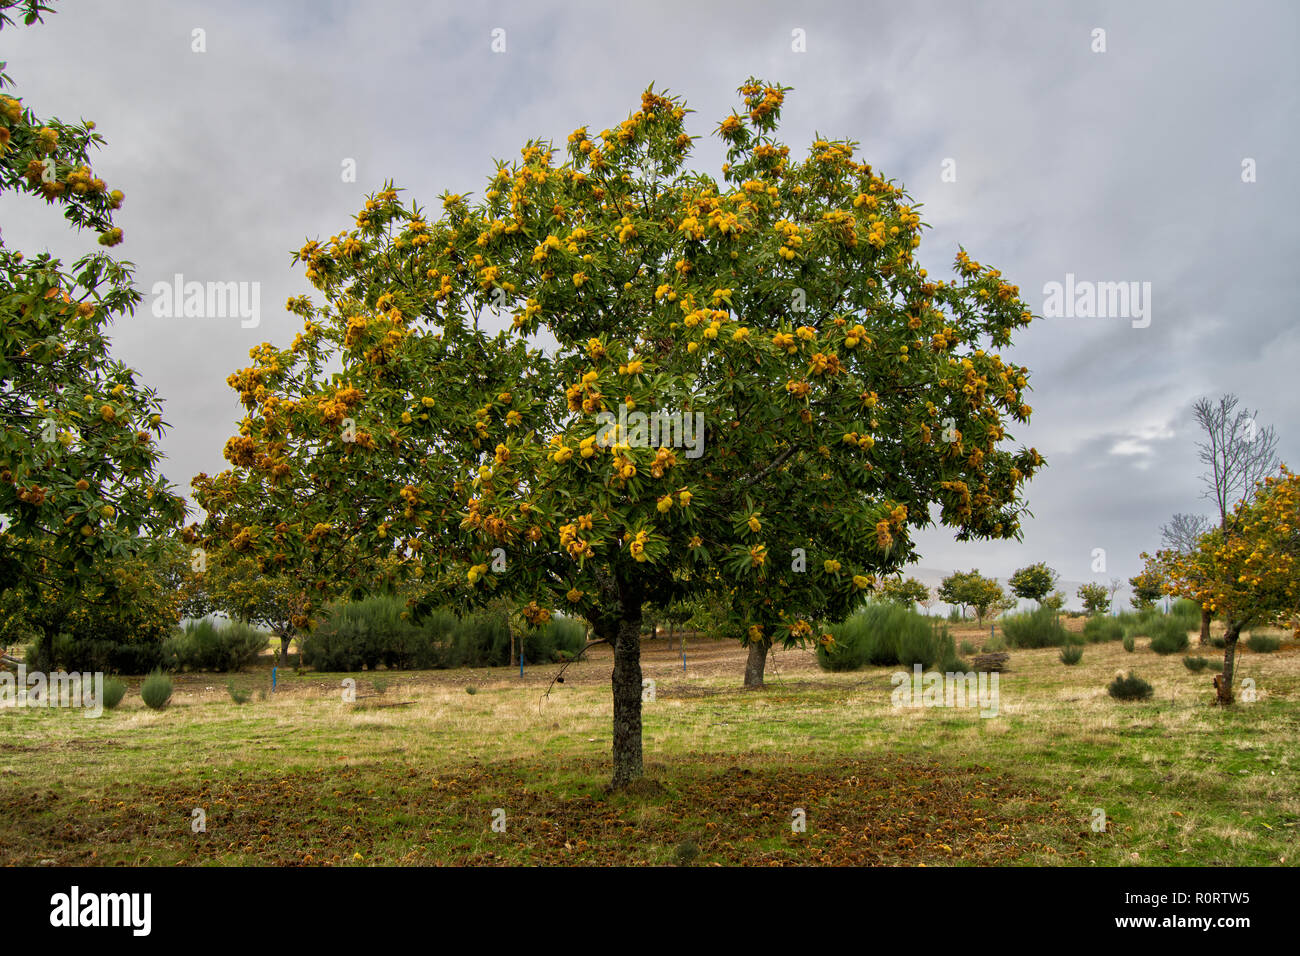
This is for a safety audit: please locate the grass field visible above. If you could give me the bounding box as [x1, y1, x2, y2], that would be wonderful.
[3, 620, 1297, 866]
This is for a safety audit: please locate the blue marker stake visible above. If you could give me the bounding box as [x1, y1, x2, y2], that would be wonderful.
[272, 667, 277, 692]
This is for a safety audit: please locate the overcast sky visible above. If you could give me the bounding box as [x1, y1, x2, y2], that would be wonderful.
[3, 0, 1297, 600]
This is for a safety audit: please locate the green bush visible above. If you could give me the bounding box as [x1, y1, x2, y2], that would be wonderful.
[1059, 643, 1084, 665]
[1148, 618, 1191, 655]
[1183, 656, 1212, 672]
[1210, 635, 1226, 649]
[1083, 616, 1124, 643]
[1122, 635, 1135, 653]
[520, 615, 587, 665]
[101, 677, 127, 710]
[1108, 672, 1153, 701]
[998, 607, 1068, 649]
[817, 604, 955, 671]
[1245, 634, 1280, 653]
[300, 598, 585, 672]
[163, 619, 267, 672]
[1169, 598, 1201, 632]
[959, 639, 976, 656]
[26, 630, 163, 676]
[140, 670, 172, 710]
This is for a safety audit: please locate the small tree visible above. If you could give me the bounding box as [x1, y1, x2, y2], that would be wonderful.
[938, 570, 1006, 625]
[1129, 566, 1163, 612]
[879, 575, 930, 609]
[1008, 562, 1056, 606]
[1042, 590, 1066, 612]
[1077, 582, 1110, 616]
[1162, 467, 1299, 705]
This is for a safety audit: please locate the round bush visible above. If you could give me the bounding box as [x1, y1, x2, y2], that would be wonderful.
[1059, 643, 1084, 665]
[999, 607, 1068, 649]
[1148, 618, 1191, 655]
[1245, 634, 1280, 653]
[1183, 656, 1212, 672]
[101, 677, 127, 710]
[140, 670, 172, 710]
[1108, 671, 1153, 701]
[1122, 635, 1135, 653]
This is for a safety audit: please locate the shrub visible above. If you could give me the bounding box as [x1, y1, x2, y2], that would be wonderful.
[1183, 656, 1212, 672]
[959, 639, 976, 656]
[163, 619, 267, 672]
[465, 685, 477, 695]
[26, 630, 163, 676]
[227, 679, 252, 704]
[1108, 672, 1153, 701]
[817, 604, 954, 671]
[1210, 635, 1226, 649]
[300, 599, 585, 672]
[1122, 635, 1135, 653]
[526, 615, 587, 663]
[101, 677, 127, 710]
[1147, 618, 1190, 655]
[1083, 616, 1124, 643]
[1245, 633, 1281, 653]
[140, 670, 172, 710]
[1059, 643, 1084, 665]
[998, 607, 1068, 649]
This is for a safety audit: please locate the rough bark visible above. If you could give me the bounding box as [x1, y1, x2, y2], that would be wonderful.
[279, 634, 292, 668]
[1199, 608, 1211, 646]
[1215, 625, 1239, 705]
[743, 640, 770, 689]
[610, 610, 644, 788]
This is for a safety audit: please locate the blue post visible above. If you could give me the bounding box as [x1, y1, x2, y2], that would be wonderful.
[681, 636, 686, 671]
[271, 667, 277, 692]
[519, 648, 524, 678]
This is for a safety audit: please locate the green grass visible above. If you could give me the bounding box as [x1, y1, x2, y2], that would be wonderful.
[1, 632, 1296, 866]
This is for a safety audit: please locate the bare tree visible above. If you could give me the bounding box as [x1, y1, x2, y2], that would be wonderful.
[1194, 395, 1280, 526]
[1179, 395, 1281, 644]
[1106, 577, 1123, 608]
[1160, 512, 1211, 554]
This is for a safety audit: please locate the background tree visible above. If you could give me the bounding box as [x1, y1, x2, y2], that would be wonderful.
[1129, 566, 1163, 612]
[938, 570, 1007, 625]
[0, 3, 184, 664]
[1, 538, 185, 672]
[1008, 561, 1056, 606]
[180, 547, 313, 667]
[195, 79, 1042, 787]
[878, 575, 930, 609]
[1076, 581, 1110, 616]
[1162, 467, 1299, 704]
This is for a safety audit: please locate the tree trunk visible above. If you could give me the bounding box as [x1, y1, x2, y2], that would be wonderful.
[743, 640, 769, 689]
[1199, 608, 1211, 646]
[610, 610, 644, 789]
[279, 634, 292, 668]
[1215, 625, 1239, 705]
